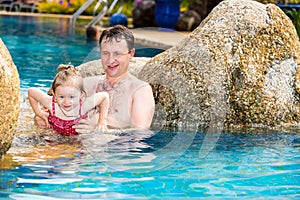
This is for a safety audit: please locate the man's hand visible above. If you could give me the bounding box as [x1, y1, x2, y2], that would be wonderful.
[73, 118, 98, 134]
[94, 124, 108, 133]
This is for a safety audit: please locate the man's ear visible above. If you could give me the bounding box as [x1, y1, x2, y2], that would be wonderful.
[130, 48, 135, 57]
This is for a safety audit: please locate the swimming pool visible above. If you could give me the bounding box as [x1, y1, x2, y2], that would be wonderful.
[1, 14, 300, 199]
[0, 15, 163, 93]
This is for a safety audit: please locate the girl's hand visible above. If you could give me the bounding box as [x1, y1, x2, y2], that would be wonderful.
[40, 112, 50, 128]
[34, 111, 50, 129]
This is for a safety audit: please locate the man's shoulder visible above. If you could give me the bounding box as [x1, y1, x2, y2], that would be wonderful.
[127, 73, 149, 86]
[126, 73, 151, 94]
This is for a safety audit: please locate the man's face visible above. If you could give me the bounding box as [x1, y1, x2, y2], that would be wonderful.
[100, 37, 134, 79]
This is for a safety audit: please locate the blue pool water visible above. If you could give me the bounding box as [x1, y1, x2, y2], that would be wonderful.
[0, 15, 163, 93]
[0, 15, 300, 199]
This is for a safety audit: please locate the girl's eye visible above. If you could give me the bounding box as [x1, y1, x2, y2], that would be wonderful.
[70, 96, 75, 99]
[59, 96, 64, 99]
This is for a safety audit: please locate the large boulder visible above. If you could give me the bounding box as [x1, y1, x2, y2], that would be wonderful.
[0, 39, 20, 157]
[136, 0, 300, 130]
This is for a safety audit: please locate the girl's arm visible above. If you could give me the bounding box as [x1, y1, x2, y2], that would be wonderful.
[28, 88, 52, 128]
[96, 92, 109, 130]
[83, 92, 109, 131]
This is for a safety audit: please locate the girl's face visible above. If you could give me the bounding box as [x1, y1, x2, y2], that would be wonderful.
[54, 85, 82, 112]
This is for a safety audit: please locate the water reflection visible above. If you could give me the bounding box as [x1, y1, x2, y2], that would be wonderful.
[1, 103, 300, 199]
[3, 95, 157, 172]
[0, 15, 96, 93]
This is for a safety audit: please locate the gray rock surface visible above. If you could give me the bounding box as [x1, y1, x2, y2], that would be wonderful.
[137, 0, 300, 130]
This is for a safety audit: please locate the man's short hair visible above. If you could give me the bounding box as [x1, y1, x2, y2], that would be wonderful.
[99, 25, 134, 51]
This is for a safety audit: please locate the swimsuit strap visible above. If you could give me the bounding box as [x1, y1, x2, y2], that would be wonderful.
[51, 97, 84, 117]
[52, 97, 56, 115]
[79, 99, 83, 117]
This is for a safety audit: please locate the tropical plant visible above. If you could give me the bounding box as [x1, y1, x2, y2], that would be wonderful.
[36, 0, 191, 16]
[37, 0, 102, 15]
[256, 0, 300, 3]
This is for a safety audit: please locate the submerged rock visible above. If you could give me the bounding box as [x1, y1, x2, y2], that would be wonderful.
[137, 0, 300, 130]
[0, 39, 20, 157]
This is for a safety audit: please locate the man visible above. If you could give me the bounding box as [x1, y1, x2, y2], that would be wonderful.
[74, 25, 155, 133]
[86, 26, 100, 41]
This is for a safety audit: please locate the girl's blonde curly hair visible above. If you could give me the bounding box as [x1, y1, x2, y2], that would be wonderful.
[48, 64, 86, 97]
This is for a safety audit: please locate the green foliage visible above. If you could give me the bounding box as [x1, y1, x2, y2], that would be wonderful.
[181, 0, 193, 10]
[284, 8, 300, 37]
[37, 0, 134, 16]
[37, 0, 100, 15]
[110, 0, 191, 16]
[256, 0, 300, 3]
[288, 0, 300, 3]
[37, 0, 191, 16]
[37, 1, 72, 14]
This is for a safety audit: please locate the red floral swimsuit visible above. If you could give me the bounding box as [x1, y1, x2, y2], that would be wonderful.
[48, 97, 88, 135]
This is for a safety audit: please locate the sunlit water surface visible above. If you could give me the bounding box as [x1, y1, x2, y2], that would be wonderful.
[0, 15, 300, 199]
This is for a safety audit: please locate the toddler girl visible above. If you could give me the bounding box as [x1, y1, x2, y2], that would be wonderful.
[28, 64, 109, 135]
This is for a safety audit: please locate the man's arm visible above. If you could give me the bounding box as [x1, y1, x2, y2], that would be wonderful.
[130, 84, 155, 129]
[73, 76, 102, 133]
